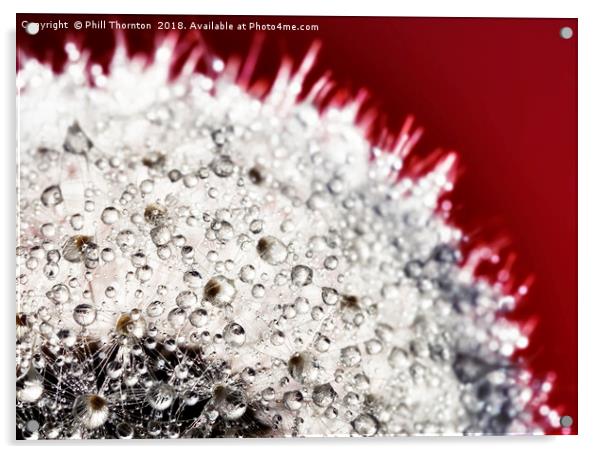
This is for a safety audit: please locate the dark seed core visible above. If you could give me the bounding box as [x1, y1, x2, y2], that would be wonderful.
[88, 395, 106, 410]
[248, 166, 265, 185]
[204, 279, 221, 300]
[257, 238, 269, 254]
[341, 295, 360, 311]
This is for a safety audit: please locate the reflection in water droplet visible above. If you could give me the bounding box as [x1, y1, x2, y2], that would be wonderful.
[224, 322, 246, 347]
[146, 383, 175, 410]
[72, 394, 109, 429]
[101, 206, 120, 224]
[40, 185, 63, 207]
[352, 414, 379, 436]
[257, 236, 287, 265]
[204, 275, 237, 307]
[73, 304, 97, 327]
[291, 265, 313, 286]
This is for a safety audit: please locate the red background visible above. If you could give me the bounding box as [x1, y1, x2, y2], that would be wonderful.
[17, 15, 578, 433]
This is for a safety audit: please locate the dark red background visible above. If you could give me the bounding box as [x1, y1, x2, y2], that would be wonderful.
[17, 15, 578, 433]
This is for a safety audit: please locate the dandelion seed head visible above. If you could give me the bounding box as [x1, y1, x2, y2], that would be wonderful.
[16, 37, 555, 439]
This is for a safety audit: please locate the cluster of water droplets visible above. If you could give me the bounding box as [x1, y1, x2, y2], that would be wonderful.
[16, 39, 553, 439]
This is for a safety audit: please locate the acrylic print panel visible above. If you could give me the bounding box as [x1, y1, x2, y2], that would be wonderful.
[16, 14, 577, 439]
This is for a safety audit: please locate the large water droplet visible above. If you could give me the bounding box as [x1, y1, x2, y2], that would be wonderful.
[291, 265, 313, 287]
[288, 352, 318, 384]
[150, 226, 171, 246]
[63, 235, 95, 263]
[352, 414, 379, 436]
[340, 346, 362, 367]
[210, 155, 235, 177]
[204, 275, 237, 307]
[63, 122, 93, 155]
[183, 270, 203, 288]
[72, 395, 109, 429]
[312, 383, 337, 408]
[146, 383, 175, 410]
[189, 308, 208, 328]
[40, 185, 63, 207]
[257, 236, 287, 265]
[144, 203, 167, 226]
[211, 385, 247, 421]
[101, 206, 120, 225]
[223, 322, 245, 347]
[73, 304, 97, 327]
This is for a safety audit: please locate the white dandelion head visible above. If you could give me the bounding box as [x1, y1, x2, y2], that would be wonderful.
[16, 34, 558, 439]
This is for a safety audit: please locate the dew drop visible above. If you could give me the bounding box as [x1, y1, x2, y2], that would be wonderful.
[176, 290, 197, 309]
[150, 226, 171, 246]
[291, 265, 313, 287]
[312, 383, 337, 408]
[146, 383, 175, 411]
[283, 390, 304, 411]
[223, 322, 246, 347]
[63, 122, 93, 155]
[62, 235, 95, 263]
[101, 206, 120, 224]
[341, 346, 362, 367]
[183, 270, 203, 288]
[40, 185, 63, 207]
[352, 414, 379, 436]
[116, 421, 134, 439]
[167, 308, 187, 329]
[73, 304, 97, 327]
[257, 236, 287, 265]
[189, 308, 209, 327]
[239, 264, 256, 283]
[204, 275, 237, 307]
[146, 300, 164, 317]
[210, 155, 235, 177]
[321, 287, 340, 306]
[288, 352, 318, 384]
[144, 203, 167, 225]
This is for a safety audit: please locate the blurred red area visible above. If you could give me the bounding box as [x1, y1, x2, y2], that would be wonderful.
[17, 14, 577, 433]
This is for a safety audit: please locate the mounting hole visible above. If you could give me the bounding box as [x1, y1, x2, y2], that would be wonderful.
[560, 415, 573, 428]
[25, 22, 40, 35]
[26, 419, 40, 433]
[560, 26, 573, 40]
